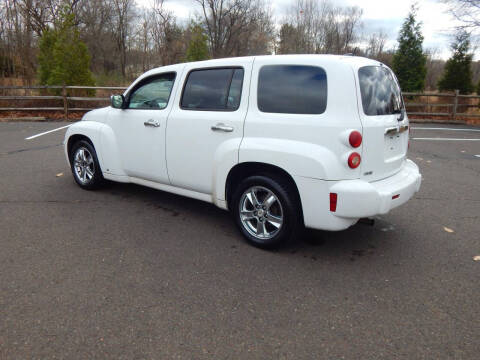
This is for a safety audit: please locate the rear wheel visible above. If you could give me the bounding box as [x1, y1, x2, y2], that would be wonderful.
[232, 175, 302, 249]
[70, 140, 105, 190]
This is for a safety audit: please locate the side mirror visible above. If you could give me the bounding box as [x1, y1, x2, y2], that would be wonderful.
[111, 94, 125, 109]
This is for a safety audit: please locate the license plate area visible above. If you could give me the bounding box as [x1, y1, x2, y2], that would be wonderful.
[384, 134, 404, 160]
[384, 125, 408, 161]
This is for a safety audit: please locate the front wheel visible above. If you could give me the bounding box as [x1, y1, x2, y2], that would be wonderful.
[70, 140, 105, 190]
[232, 175, 302, 249]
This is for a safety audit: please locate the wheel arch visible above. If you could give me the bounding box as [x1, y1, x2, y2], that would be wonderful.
[225, 162, 304, 221]
[67, 134, 95, 163]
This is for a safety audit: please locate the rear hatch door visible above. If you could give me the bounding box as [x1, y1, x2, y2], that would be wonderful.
[356, 65, 409, 181]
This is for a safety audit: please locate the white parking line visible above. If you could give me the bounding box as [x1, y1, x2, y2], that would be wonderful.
[23, 125, 480, 140]
[411, 127, 480, 132]
[25, 124, 71, 140]
[412, 137, 480, 141]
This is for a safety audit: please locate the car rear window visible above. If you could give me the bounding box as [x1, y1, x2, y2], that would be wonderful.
[181, 68, 244, 111]
[358, 66, 404, 116]
[258, 65, 327, 114]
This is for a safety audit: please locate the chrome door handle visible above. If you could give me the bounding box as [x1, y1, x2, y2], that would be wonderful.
[144, 119, 160, 127]
[385, 125, 408, 135]
[211, 123, 234, 132]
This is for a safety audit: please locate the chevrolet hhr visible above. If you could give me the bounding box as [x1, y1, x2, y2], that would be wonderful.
[64, 55, 422, 249]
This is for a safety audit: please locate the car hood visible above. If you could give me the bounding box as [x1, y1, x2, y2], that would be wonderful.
[81, 107, 111, 123]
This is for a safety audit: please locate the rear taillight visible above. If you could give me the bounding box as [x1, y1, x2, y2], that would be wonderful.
[349, 131, 362, 148]
[330, 193, 337, 212]
[348, 152, 361, 169]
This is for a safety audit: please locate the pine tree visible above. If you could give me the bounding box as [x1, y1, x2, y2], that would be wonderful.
[438, 30, 474, 94]
[37, 10, 94, 92]
[392, 5, 427, 92]
[38, 29, 57, 85]
[277, 23, 306, 55]
[185, 23, 210, 62]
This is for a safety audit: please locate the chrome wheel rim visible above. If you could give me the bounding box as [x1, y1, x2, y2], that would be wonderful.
[239, 186, 283, 240]
[73, 147, 95, 184]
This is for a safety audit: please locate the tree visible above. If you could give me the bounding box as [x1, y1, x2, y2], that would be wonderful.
[476, 80, 480, 94]
[186, 23, 210, 62]
[392, 5, 427, 92]
[37, 10, 94, 90]
[196, 0, 272, 58]
[16, 0, 81, 36]
[112, 0, 134, 78]
[149, 0, 184, 66]
[365, 30, 387, 59]
[233, 3, 275, 56]
[277, 23, 305, 54]
[438, 30, 474, 94]
[279, 0, 363, 55]
[76, 0, 117, 75]
[443, 0, 480, 32]
[424, 48, 445, 91]
[473, 61, 480, 88]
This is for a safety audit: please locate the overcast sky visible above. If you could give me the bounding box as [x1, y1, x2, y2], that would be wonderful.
[137, 0, 471, 60]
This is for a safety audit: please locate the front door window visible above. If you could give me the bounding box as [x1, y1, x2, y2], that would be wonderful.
[128, 73, 175, 110]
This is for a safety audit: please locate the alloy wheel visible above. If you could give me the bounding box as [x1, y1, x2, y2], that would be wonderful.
[73, 147, 95, 185]
[239, 186, 284, 240]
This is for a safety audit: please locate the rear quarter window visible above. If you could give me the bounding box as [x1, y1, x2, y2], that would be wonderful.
[258, 65, 327, 114]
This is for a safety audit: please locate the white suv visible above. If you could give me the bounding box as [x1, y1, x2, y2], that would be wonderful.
[64, 55, 421, 248]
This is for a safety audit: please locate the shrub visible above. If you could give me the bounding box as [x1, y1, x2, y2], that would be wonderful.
[37, 10, 95, 95]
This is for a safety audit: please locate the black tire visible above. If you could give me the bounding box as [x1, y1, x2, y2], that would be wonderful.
[70, 140, 105, 190]
[231, 174, 303, 249]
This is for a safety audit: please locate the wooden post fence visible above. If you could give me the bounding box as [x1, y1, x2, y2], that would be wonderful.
[0, 86, 479, 122]
[452, 89, 459, 121]
[0, 85, 127, 118]
[62, 85, 68, 120]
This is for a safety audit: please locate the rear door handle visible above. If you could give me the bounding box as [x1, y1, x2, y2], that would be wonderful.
[211, 123, 234, 132]
[385, 125, 408, 135]
[144, 119, 160, 127]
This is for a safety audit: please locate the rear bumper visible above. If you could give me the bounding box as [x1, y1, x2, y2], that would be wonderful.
[293, 159, 421, 231]
[331, 159, 421, 218]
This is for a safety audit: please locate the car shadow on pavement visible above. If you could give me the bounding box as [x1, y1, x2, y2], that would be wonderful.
[106, 181, 232, 220]
[291, 224, 391, 263]
[102, 181, 400, 264]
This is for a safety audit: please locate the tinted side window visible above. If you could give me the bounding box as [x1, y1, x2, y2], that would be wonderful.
[258, 65, 327, 114]
[181, 68, 244, 111]
[128, 73, 175, 109]
[358, 66, 403, 116]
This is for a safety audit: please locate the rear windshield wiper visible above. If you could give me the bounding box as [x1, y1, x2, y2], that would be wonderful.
[392, 108, 405, 121]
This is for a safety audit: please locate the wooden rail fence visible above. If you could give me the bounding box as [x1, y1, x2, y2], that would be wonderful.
[0, 85, 126, 118]
[403, 90, 480, 120]
[0, 85, 479, 120]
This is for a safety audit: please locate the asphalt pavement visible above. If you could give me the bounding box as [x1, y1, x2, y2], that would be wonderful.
[0, 122, 479, 359]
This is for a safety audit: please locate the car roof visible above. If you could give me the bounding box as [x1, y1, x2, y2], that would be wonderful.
[127, 54, 384, 93]
[144, 54, 382, 75]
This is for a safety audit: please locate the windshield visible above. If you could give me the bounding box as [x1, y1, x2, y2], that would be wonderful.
[358, 66, 404, 116]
